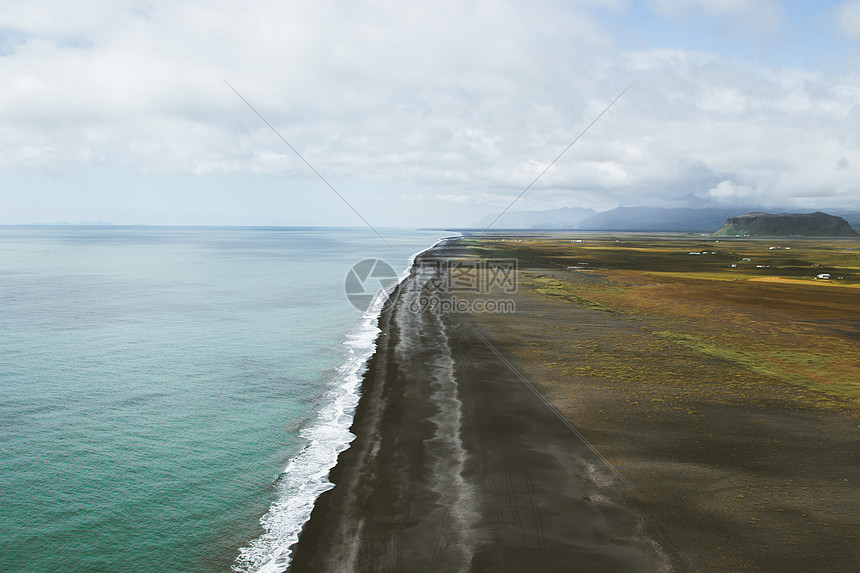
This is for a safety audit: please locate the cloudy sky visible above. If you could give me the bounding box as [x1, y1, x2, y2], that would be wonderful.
[2, 0, 860, 227]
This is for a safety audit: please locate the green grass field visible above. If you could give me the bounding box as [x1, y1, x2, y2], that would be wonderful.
[464, 233, 860, 405]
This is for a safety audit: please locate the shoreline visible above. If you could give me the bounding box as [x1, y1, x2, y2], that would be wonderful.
[242, 236, 454, 573]
[286, 240, 669, 572]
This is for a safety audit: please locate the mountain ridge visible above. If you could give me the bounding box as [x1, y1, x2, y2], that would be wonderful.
[713, 211, 859, 237]
[471, 206, 860, 233]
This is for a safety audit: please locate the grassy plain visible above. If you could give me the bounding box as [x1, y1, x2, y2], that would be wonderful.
[464, 234, 860, 405]
[455, 233, 859, 572]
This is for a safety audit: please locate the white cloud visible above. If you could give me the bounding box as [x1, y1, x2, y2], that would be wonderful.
[704, 180, 755, 202]
[836, 1, 860, 40]
[647, 0, 783, 30]
[434, 194, 472, 205]
[1, 0, 859, 226]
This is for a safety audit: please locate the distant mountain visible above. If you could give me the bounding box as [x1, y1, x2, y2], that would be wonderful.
[713, 211, 859, 237]
[573, 207, 747, 232]
[470, 206, 860, 233]
[828, 209, 860, 231]
[471, 207, 597, 229]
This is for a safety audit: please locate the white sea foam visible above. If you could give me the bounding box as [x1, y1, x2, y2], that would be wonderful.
[405, 235, 454, 276]
[232, 311, 377, 573]
[233, 237, 455, 573]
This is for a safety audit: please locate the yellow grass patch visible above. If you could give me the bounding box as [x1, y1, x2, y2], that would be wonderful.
[747, 276, 860, 288]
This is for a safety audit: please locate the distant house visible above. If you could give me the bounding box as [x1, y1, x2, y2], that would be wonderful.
[817, 273, 831, 279]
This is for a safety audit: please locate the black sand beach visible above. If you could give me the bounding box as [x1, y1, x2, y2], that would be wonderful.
[288, 241, 670, 572]
[289, 237, 859, 572]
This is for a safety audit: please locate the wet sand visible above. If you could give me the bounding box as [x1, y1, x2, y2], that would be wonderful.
[288, 241, 669, 572]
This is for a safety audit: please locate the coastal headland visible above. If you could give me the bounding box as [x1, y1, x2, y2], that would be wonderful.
[288, 234, 859, 572]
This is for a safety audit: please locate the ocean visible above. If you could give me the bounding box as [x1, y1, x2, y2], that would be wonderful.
[0, 226, 445, 573]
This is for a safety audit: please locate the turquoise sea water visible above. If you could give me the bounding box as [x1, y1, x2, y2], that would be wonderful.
[0, 226, 444, 573]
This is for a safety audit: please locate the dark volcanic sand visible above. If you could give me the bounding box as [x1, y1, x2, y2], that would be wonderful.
[287, 242, 670, 572]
